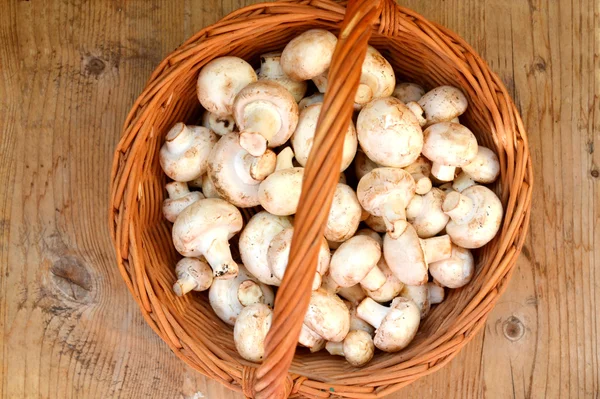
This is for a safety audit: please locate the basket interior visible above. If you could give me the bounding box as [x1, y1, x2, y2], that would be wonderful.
[130, 21, 512, 384]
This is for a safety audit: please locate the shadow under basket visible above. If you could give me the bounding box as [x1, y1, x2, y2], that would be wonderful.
[109, 0, 533, 397]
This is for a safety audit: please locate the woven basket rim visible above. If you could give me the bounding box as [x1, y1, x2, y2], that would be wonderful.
[109, 1, 533, 397]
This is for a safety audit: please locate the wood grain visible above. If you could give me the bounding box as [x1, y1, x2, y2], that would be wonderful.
[1, 0, 598, 398]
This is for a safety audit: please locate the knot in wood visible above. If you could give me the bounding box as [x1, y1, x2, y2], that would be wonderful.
[49, 255, 93, 303]
[502, 315, 524, 342]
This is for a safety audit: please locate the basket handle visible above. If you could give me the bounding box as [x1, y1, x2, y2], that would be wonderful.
[253, 1, 384, 397]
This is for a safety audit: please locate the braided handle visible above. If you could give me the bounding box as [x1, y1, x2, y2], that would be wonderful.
[253, 1, 384, 397]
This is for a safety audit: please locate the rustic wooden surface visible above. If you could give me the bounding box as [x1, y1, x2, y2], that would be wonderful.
[1, 0, 598, 397]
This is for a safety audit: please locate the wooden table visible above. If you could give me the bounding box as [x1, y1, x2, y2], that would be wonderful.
[1, 0, 598, 397]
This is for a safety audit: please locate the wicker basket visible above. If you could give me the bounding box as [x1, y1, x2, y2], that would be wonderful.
[109, 0, 533, 397]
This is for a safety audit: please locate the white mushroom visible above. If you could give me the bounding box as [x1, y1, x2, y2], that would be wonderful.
[234, 303, 272, 362]
[172, 257, 213, 296]
[362, 257, 404, 303]
[400, 284, 430, 319]
[443, 185, 503, 248]
[403, 156, 433, 195]
[422, 122, 478, 182]
[355, 228, 383, 246]
[233, 81, 299, 156]
[197, 56, 257, 117]
[427, 282, 445, 304]
[258, 52, 307, 102]
[336, 284, 367, 306]
[207, 133, 276, 208]
[298, 93, 324, 110]
[405, 101, 426, 127]
[406, 188, 449, 238]
[298, 324, 326, 352]
[383, 224, 452, 286]
[392, 82, 425, 103]
[356, 297, 420, 352]
[325, 330, 374, 367]
[159, 123, 218, 182]
[418, 85, 468, 126]
[304, 289, 350, 342]
[258, 159, 304, 216]
[329, 235, 385, 291]
[200, 173, 222, 199]
[291, 103, 358, 172]
[354, 149, 380, 180]
[364, 214, 387, 233]
[209, 265, 274, 325]
[163, 182, 204, 223]
[357, 168, 416, 238]
[452, 146, 500, 191]
[429, 244, 475, 288]
[325, 184, 362, 242]
[268, 227, 330, 290]
[357, 97, 423, 168]
[238, 211, 293, 285]
[172, 198, 243, 279]
[201, 111, 236, 136]
[280, 29, 337, 81]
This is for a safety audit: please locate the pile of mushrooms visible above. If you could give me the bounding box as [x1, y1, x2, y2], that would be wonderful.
[158, 29, 504, 366]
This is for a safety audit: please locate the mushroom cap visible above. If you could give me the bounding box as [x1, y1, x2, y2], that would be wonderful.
[347, 304, 375, 334]
[383, 224, 428, 286]
[400, 284, 431, 319]
[209, 265, 274, 326]
[280, 29, 337, 81]
[406, 188, 449, 238]
[291, 103, 358, 172]
[374, 297, 420, 352]
[197, 56, 257, 117]
[359, 46, 395, 100]
[362, 257, 404, 302]
[460, 146, 500, 183]
[355, 228, 383, 246]
[364, 214, 387, 233]
[444, 185, 503, 248]
[172, 198, 243, 258]
[201, 111, 236, 136]
[427, 282, 446, 304]
[304, 289, 350, 342]
[403, 155, 432, 176]
[234, 303, 273, 362]
[163, 183, 204, 223]
[342, 330, 375, 367]
[159, 124, 218, 182]
[233, 81, 299, 148]
[238, 211, 293, 285]
[298, 324, 326, 352]
[325, 184, 362, 242]
[268, 227, 330, 289]
[418, 85, 468, 125]
[422, 122, 478, 167]
[357, 97, 423, 168]
[201, 173, 222, 199]
[392, 82, 425, 103]
[258, 167, 304, 216]
[329, 235, 382, 288]
[298, 93, 324, 110]
[208, 133, 276, 207]
[354, 149, 380, 180]
[357, 168, 416, 218]
[258, 52, 307, 102]
[173, 257, 213, 294]
[429, 244, 474, 288]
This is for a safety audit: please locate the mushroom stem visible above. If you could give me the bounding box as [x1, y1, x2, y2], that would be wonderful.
[412, 173, 433, 195]
[356, 298, 388, 329]
[166, 182, 191, 199]
[420, 235, 452, 263]
[382, 195, 409, 238]
[239, 132, 268, 157]
[204, 238, 239, 279]
[405, 195, 423, 219]
[443, 191, 475, 222]
[431, 163, 456, 182]
[337, 285, 366, 305]
[237, 280, 264, 306]
[452, 172, 476, 192]
[325, 341, 344, 356]
[361, 267, 387, 291]
[165, 123, 193, 153]
[173, 275, 198, 297]
[242, 151, 276, 182]
[238, 101, 282, 156]
[275, 147, 295, 171]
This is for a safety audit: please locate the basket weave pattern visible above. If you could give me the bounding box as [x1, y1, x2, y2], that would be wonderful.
[109, 0, 533, 397]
